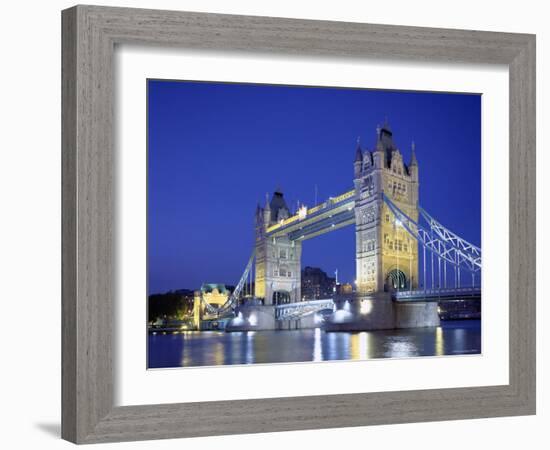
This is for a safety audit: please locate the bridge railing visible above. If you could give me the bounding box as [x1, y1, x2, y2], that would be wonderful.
[275, 299, 335, 320]
[382, 193, 482, 290]
[393, 287, 481, 299]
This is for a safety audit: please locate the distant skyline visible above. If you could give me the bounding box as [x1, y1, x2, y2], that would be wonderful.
[148, 80, 481, 295]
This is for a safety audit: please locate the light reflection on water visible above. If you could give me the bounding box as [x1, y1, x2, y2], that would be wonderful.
[313, 328, 323, 362]
[148, 320, 481, 369]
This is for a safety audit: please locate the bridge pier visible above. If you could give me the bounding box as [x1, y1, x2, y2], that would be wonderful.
[225, 304, 276, 332]
[325, 293, 439, 331]
[276, 314, 317, 330]
[226, 300, 328, 332]
[225, 296, 440, 332]
[394, 302, 440, 328]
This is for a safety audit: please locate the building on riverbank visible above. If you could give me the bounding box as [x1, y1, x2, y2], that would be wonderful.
[301, 266, 336, 300]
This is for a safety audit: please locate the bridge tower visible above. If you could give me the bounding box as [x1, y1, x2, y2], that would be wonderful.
[254, 190, 302, 305]
[354, 123, 419, 294]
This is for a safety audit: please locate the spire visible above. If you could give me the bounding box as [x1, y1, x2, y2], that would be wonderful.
[255, 203, 262, 224]
[376, 119, 395, 166]
[374, 124, 384, 153]
[410, 140, 418, 166]
[264, 192, 270, 210]
[382, 117, 392, 133]
[354, 136, 362, 162]
[270, 189, 290, 221]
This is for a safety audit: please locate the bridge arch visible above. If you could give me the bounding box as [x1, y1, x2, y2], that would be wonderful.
[273, 290, 292, 305]
[386, 269, 407, 291]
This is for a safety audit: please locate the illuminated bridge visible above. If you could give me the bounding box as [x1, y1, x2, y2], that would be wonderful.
[197, 123, 482, 331]
[199, 188, 481, 327]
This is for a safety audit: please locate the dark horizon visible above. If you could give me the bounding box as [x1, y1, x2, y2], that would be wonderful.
[148, 80, 481, 295]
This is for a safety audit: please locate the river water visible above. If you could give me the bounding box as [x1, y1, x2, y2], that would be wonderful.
[148, 320, 481, 368]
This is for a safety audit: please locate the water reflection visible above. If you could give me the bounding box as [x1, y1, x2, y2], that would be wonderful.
[246, 331, 255, 364]
[313, 328, 323, 362]
[384, 336, 419, 358]
[435, 326, 444, 356]
[149, 320, 481, 369]
[350, 332, 370, 360]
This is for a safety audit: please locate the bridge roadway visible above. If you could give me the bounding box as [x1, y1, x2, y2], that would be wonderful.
[266, 189, 355, 241]
[275, 299, 335, 321]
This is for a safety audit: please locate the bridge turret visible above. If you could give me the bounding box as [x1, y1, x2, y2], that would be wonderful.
[270, 190, 290, 222]
[372, 145, 384, 170]
[255, 189, 303, 305]
[263, 193, 271, 227]
[372, 124, 385, 169]
[363, 149, 373, 171]
[354, 137, 363, 178]
[255, 203, 264, 229]
[409, 141, 418, 182]
[374, 121, 397, 168]
[354, 137, 367, 193]
[390, 148, 405, 175]
[353, 121, 420, 294]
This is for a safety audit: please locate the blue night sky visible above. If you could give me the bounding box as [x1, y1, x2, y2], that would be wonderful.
[148, 80, 481, 295]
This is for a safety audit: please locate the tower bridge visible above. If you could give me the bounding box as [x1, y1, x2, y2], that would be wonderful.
[196, 122, 481, 332]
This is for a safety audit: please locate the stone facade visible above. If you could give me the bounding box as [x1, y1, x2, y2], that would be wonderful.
[325, 293, 440, 331]
[254, 190, 302, 305]
[326, 293, 395, 331]
[354, 123, 419, 295]
[225, 304, 276, 331]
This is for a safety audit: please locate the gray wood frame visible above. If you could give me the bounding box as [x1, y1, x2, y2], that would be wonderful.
[62, 5, 536, 444]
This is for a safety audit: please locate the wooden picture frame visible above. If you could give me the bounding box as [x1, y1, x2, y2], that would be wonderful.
[62, 5, 536, 444]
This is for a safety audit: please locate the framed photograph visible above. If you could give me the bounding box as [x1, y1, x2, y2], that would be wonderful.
[62, 5, 535, 444]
